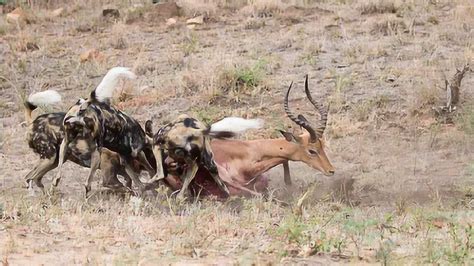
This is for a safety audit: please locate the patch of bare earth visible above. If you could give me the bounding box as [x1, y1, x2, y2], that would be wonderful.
[1, 0, 473, 264]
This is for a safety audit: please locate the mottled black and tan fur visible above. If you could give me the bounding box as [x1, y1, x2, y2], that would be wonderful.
[146, 114, 242, 199]
[23, 94, 157, 193]
[53, 67, 156, 195]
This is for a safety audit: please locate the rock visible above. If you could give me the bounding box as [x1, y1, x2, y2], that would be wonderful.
[6, 8, 29, 25]
[80, 49, 104, 63]
[51, 7, 64, 17]
[186, 15, 204, 25]
[103, 8, 120, 18]
[166, 17, 177, 27]
[146, 1, 180, 22]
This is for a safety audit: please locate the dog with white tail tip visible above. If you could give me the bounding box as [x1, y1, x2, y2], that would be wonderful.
[52, 67, 157, 197]
[23, 89, 155, 194]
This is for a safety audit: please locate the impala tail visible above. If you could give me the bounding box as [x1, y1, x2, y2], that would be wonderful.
[209, 117, 264, 138]
[91, 67, 136, 103]
[24, 90, 62, 124]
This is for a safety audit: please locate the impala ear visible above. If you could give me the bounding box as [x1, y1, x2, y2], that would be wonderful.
[279, 130, 298, 143]
[297, 114, 310, 124]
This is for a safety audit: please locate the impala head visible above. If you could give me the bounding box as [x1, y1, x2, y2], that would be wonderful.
[280, 75, 335, 176]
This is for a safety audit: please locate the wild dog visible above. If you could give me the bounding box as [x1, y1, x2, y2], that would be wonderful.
[53, 67, 156, 196]
[23, 90, 149, 193]
[146, 115, 263, 199]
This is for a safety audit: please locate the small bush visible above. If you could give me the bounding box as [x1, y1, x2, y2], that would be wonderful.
[180, 33, 199, 57]
[218, 60, 267, 95]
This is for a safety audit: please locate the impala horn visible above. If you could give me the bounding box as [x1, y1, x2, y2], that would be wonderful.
[284, 81, 317, 142]
[304, 74, 328, 139]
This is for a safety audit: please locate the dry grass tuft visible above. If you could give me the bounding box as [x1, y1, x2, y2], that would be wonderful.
[410, 85, 440, 116]
[455, 104, 474, 135]
[368, 15, 407, 36]
[358, 0, 401, 15]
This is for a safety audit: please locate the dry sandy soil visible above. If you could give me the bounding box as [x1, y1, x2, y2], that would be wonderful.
[0, 0, 473, 264]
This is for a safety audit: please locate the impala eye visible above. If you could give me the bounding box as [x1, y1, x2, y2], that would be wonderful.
[308, 149, 319, 156]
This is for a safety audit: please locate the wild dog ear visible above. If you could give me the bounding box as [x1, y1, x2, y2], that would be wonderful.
[183, 117, 199, 129]
[145, 120, 153, 137]
[279, 130, 298, 143]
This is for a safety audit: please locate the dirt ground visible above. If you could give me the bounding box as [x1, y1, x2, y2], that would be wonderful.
[0, 0, 473, 264]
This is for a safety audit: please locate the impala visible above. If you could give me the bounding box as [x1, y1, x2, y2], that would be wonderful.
[163, 75, 335, 198]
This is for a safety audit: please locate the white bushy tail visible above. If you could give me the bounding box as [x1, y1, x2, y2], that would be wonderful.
[210, 117, 264, 134]
[27, 90, 62, 107]
[93, 67, 136, 102]
[24, 90, 62, 123]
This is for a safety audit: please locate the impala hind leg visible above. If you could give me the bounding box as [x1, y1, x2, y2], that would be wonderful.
[84, 149, 101, 197]
[24, 157, 58, 193]
[228, 182, 262, 197]
[177, 163, 199, 200]
[209, 172, 230, 196]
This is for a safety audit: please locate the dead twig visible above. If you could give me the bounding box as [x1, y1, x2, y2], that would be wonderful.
[433, 64, 471, 121]
[446, 64, 470, 111]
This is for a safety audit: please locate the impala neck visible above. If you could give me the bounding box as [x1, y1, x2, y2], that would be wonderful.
[246, 138, 304, 176]
[254, 138, 301, 161]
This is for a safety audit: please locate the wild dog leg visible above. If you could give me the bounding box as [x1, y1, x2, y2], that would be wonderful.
[122, 158, 146, 194]
[137, 150, 156, 177]
[145, 145, 165, 185]
[177, 162, 199, 199]
[24, 157, 58, 193]
[51, 137, 68, 188]
[84, 149, 101, 196]
[100, 151, 125, 189]
[283, 161, 292, 186]
[120, 172, 133, 189]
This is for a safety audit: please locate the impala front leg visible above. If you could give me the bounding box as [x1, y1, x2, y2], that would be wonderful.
[177, 162, 199, 200]
[283, 161, 292, 186]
